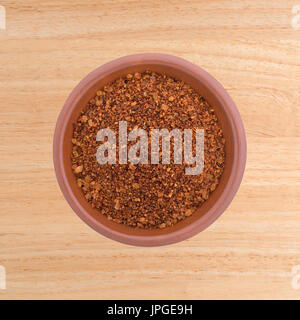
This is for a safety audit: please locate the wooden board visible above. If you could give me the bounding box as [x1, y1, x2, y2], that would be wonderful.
[0, 0, 300, 299]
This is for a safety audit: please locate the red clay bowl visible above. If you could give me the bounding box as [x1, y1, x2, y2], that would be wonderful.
[53, 53, 247, 246]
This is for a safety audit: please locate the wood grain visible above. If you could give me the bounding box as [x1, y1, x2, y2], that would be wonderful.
[0, 0, 300, 299]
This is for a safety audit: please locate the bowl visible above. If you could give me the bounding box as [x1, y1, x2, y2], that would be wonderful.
[53, 53, 246, 246]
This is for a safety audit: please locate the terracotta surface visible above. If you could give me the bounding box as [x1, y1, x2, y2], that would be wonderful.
[53, 53, 246, 246]
[1, 0, 300, 299]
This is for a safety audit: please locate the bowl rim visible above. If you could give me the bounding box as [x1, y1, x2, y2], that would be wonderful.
[53, 53, 247, 246]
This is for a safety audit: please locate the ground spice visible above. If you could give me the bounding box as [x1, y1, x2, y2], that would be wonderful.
[71, 71, 225, 229]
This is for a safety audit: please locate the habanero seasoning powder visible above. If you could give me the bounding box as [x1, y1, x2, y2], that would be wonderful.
[71, 71, 225, 229]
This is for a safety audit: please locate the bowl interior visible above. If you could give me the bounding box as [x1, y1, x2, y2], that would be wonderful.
[59, 61, 235, 239]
